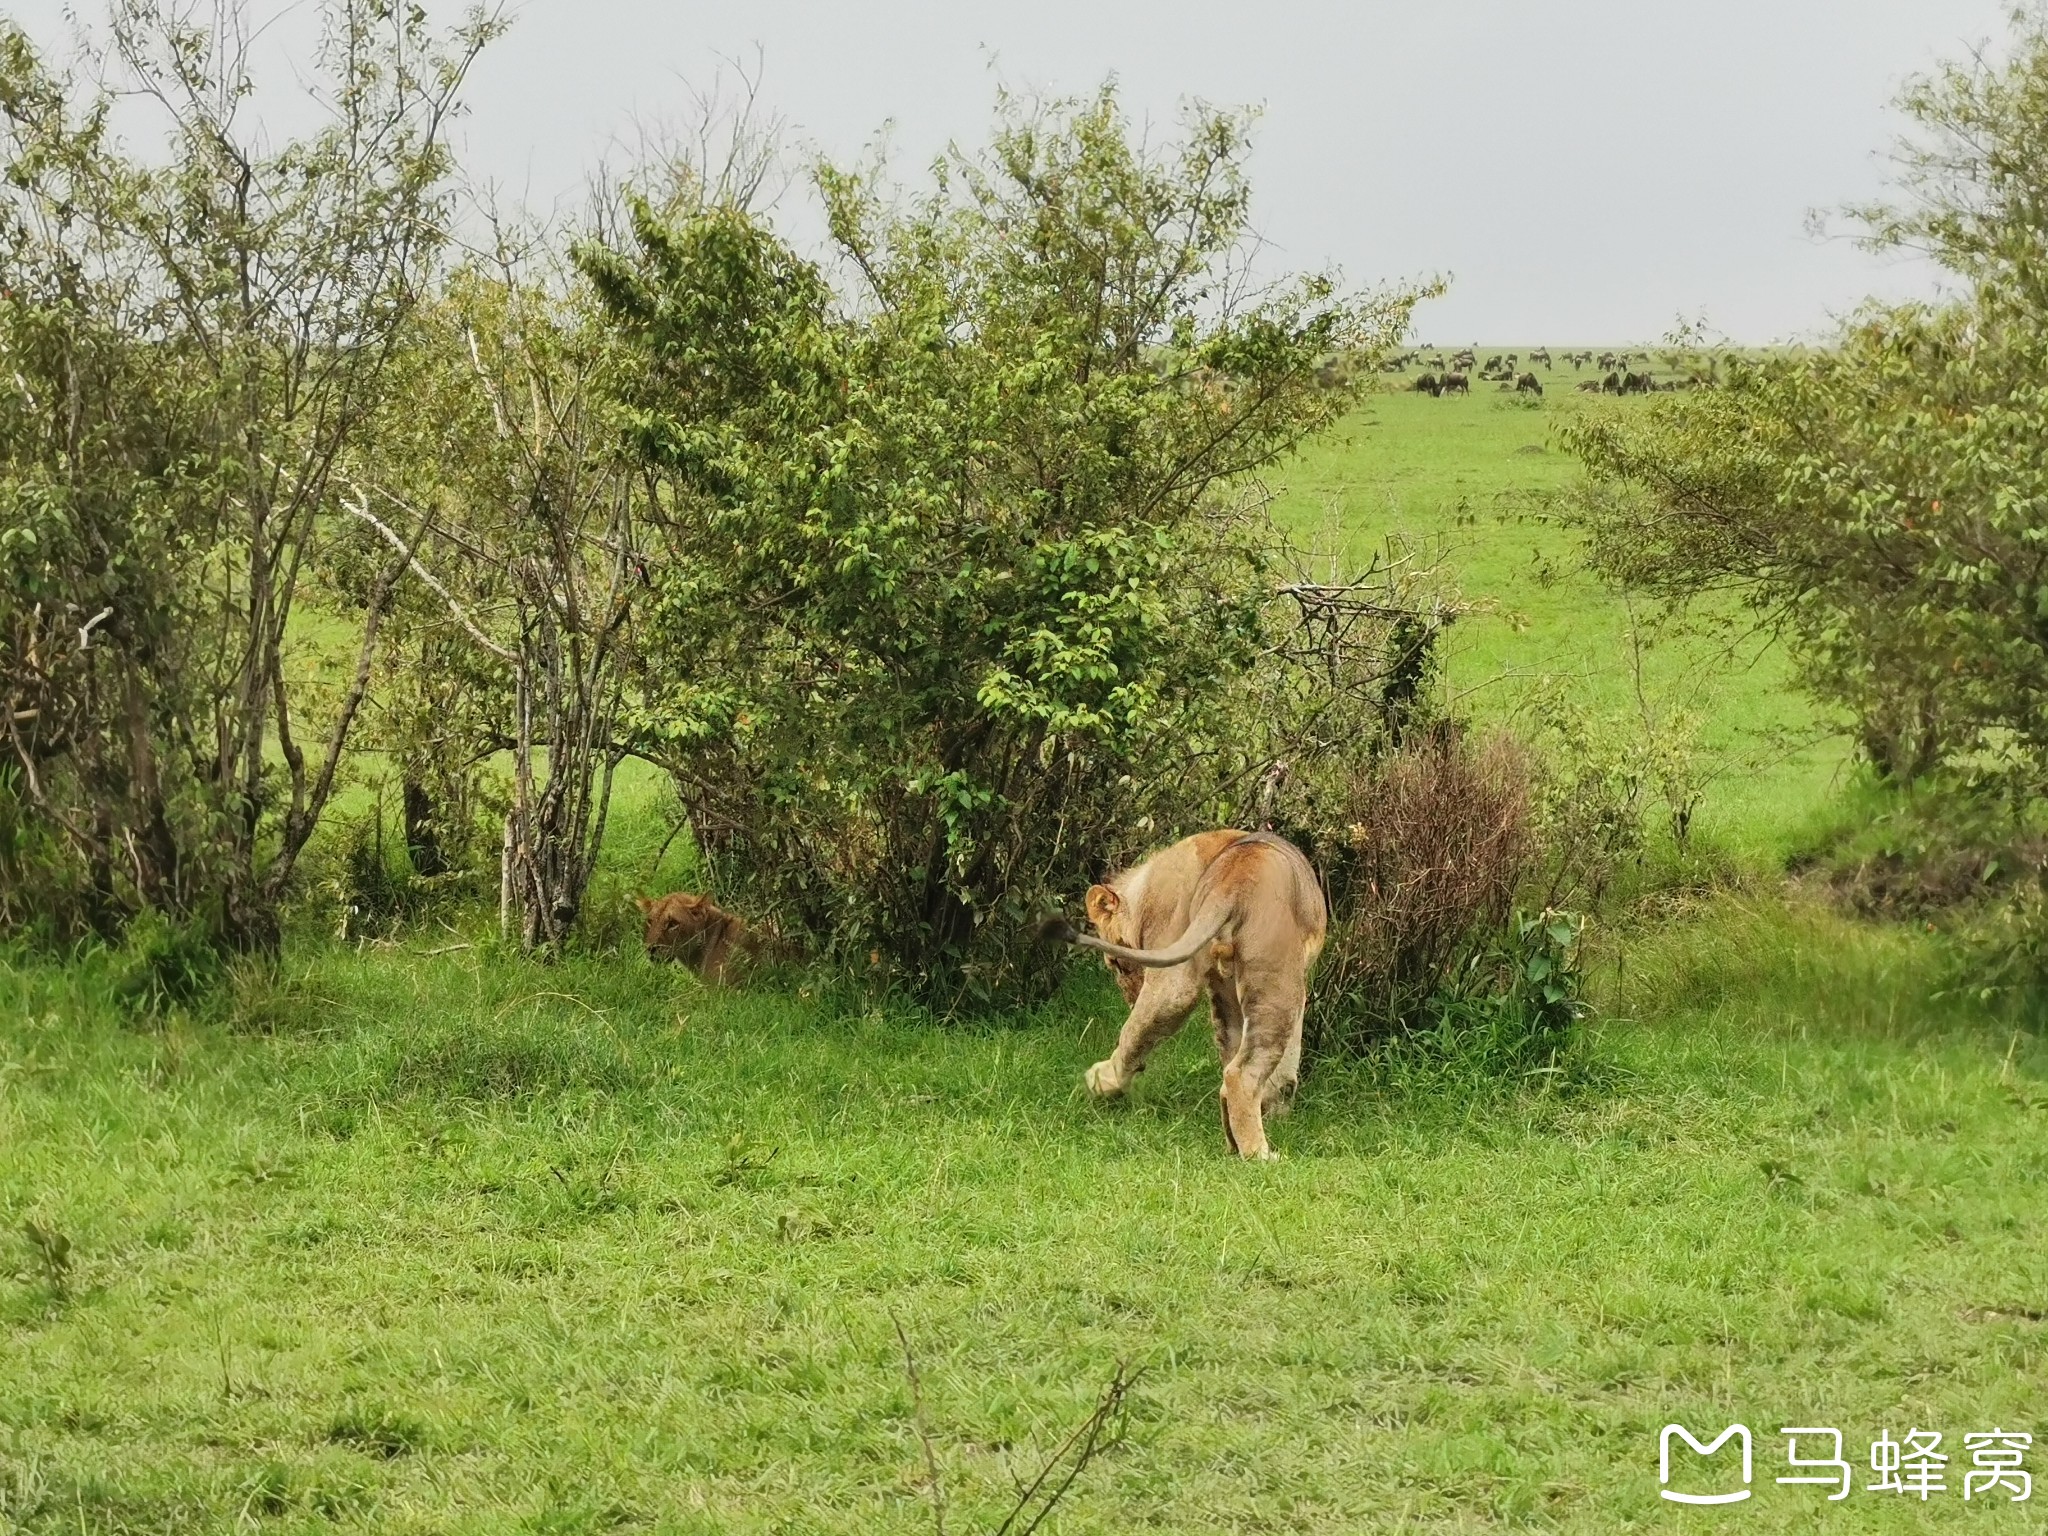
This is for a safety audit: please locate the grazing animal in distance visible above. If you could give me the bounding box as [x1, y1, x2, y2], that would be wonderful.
[1515, 371, 1542, 395]
[637, 892, 776, 983]
[1413, 371, 1442, 396]
[1440, 371, 1470, 395]
[1043, 829, 1328, 1160]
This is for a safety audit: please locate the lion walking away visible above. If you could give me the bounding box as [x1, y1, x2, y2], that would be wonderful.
[1044, 830, 1327, 1160]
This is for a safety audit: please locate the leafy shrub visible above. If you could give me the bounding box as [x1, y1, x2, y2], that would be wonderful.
[0, 5, 498, 953]
[1421, 909, 1589, 1076]
[585, 87, 1426, 1004]
[0, 764, 92, 941]
[1942, 883, 2048, 1019]
[1329, 909, 1590, 1092]
[1819, 777, 2046, 919]
[304, 793, 496, 945]
[1305, 730, 1538, 1051]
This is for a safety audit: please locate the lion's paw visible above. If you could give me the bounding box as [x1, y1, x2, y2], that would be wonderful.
[1084, 1060, 1126, 1098]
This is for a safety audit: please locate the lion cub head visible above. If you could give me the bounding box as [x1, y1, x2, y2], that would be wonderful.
[1084, 882, 1145, 1003]
[636, 891, 749, 981]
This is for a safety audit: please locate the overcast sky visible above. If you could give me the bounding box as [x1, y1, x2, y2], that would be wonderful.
[13, 0, 2019, 343]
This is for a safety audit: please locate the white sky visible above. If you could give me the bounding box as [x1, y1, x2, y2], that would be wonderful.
[11, 0, 2017, 343]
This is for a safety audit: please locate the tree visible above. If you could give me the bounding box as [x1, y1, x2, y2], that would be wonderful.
[0, 1, 498, 948]
[1564, 8, 2048, 788]
[348, 235, 642, 953]
[582, 87, 1425, 1001]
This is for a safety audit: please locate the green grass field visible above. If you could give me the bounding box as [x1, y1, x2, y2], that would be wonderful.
[1270, 382, 1848, 867]
[5, 381, 2044, 1534]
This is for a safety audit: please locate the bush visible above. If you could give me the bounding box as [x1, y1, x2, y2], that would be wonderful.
[1943, 883, 2048, 1019]
[1305, 730, 1538, 1051]
[301, 791, 498, 945]
[585, 87, 1426, 1004]
[0, 5, 498, 953]
[1817, 776, 2047, 920]
[1419, 909, 1588, 1077]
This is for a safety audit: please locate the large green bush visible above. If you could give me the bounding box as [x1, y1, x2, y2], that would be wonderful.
[583, 88, 1424, 1002]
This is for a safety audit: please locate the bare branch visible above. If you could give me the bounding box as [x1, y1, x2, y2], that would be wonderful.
[993, 1362, 1140, 1536]
[76, 607, 114, 651]
[338, 490, 517, 663]
[891, 1315, 947, 1536]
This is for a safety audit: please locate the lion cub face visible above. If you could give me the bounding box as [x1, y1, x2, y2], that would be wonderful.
[1085, 882, 1145, 1003]
[637, 891, 716, 953]
[636, 891, 746, 978]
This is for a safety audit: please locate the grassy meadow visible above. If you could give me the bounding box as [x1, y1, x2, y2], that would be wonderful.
[1271, 374, 1848, 868]
[5, 378, 2046, 1534]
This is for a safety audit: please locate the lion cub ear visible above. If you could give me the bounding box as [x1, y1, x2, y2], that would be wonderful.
[634, 895, 655, 913]
[1084, 884, 1121, 926]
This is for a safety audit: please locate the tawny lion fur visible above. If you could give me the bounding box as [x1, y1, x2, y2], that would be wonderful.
[636, 892, 771, 984]
[1052, 829, 1327, 1160]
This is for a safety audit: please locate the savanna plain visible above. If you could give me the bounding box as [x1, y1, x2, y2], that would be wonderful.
[5, 384, 2045, 1534]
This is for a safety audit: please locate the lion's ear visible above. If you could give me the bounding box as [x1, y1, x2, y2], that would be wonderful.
[1084, 884, 1120, 925]
[634, 895, 655, 912]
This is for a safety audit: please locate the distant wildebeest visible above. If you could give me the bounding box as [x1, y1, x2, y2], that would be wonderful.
[1414, 371, 1442, 396]
[1515, 372, 1542, 395]
[1620, 370, 1652, 395]
[1530, 348, 1553, 368]
[1440, 371, 1470, 395]
[1601, 371, 1622, 393]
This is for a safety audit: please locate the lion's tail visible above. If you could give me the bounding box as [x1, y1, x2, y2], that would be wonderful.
[1046, 906, 1230, 970]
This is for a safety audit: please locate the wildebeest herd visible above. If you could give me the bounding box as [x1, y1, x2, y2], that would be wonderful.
[1388, 346, 1721, 398]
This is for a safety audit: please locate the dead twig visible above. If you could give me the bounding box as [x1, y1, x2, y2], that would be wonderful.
[892, 1315, 948, 1536]
[993, 1361, 1141, 1536]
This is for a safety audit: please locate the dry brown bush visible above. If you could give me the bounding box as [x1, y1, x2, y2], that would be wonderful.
[1306, 730, 1536, 1050]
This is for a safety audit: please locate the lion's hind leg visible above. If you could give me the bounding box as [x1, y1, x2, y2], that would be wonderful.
[1208, 971, 1246, 1149]
[1221, 988, 1303, 1160]
[1263, 1014, 1304, 1119]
